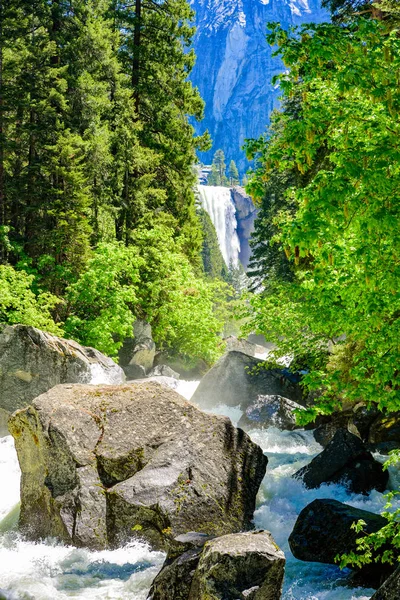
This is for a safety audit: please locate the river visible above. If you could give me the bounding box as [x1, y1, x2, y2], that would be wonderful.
[1, 380, 395, 600]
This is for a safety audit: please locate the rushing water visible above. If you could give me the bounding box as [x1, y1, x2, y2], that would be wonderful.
[1, 379, 396, 599]
[198, 185, 241, 268]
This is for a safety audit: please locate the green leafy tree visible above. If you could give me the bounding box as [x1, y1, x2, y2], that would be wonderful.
[0, 265, 62, 334]
[65, 217, 227, 362]
[245, 18, 400, 416]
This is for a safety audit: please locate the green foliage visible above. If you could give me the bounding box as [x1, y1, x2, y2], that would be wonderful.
[198, 207, 228, 280]
[0, 0, 224, 365]
[228, 160, 240, 186]
[245, 18, 400, 415]
[337, 452, 400, 568]
[208, 149, 229, 186]
[0, 265, 62, 335]
[65, 220, 227, 362]
[64, 242, 142, 356]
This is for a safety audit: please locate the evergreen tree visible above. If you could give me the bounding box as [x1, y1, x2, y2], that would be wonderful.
[111, 0, 210, 259]
[228, 160, 240, 186]
[207, 149, 228, 186]
[198, 207, 228, 280]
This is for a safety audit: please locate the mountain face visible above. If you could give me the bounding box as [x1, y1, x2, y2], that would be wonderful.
[190, 0, 328, 172]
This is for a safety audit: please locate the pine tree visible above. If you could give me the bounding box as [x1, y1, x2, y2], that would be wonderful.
[229, 160, 240, 186]
[111, 0, 210, 260]
[207, 149, 228, 186]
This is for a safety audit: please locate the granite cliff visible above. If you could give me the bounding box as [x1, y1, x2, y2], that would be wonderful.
[190, 0, 328, 172]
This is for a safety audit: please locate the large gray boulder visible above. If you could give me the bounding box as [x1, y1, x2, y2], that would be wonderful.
[0, 324, 125, 414]
[289, 499, 391, 587]
[294, 429, 388, 495]
[192, 351, 303, 410]
[225, 335, 257, 357]
[238, 395, 305, 431]
[9, 382, 267, 551]
[371, 565, 400, 600]
[149, 530, 285, 600]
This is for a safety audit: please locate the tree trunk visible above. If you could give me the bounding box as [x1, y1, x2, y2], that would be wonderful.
[132, 0, 142, 115]
[0, 0, 5, 259]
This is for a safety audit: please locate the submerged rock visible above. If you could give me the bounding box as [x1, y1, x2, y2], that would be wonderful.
[0, 324, 125, 414]
[371, 565, 400, 600]
[289, 499, 391, 587]
[192, 351, 303, 410]
[149, 365, 180, 380]
[9, 382, 267, 551]
[294, 429, 388, 494]
[149, 530, 285, 600]
[238, 395, 305, 431]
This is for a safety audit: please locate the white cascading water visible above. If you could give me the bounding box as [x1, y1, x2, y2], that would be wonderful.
[1, 379, 398, 599]
[198, 185, 241, 268]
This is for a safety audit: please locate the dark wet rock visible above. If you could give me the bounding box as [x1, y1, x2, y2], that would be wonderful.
[149, 365, 180, 380]
[238, 395, 305, 431]
[0, 324, 124, 415]
[149, 530, 285, 600]
[368, 413, 400, 450]
[9, 382, 267, 551]
[313, 404, 380, 447]
[371, 565, 400, 600]
[294, 429, 388, 494]
[289, 499, 391, 587]
[225, 336, 257, 357]
[148, 533, 213, 600]
[192, 351, 304, 410]
[122, 364, 146, 380]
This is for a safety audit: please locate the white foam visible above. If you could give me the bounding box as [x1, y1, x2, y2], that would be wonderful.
[0, 436, 20, 524]
[176, 379, 200, 401]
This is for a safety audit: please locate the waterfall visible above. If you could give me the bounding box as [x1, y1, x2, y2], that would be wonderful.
[198, 185, 241, 268]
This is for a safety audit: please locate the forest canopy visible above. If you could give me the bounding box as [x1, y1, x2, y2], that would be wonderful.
[0, 0, 230, 363]
[245, 12, 400, 418]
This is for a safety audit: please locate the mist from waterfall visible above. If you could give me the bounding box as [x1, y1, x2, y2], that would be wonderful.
[198, 185, 241, 268]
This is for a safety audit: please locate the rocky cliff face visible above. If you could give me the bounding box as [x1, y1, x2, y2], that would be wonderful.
[190, 0, 328, 172]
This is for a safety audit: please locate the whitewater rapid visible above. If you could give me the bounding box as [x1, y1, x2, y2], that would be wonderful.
[1, 380, 396, 599]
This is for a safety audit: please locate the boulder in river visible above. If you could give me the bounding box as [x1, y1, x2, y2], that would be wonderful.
[370, 564, 400, 600]
[313, 403, 380, 447]
[368, 412, 400, 452]
[289, 499, 391, 587]
[149, 365, 180, 380]
[192, 351, 303, 410]
[238, 395, 305, 431]
[224, 336, 257, 357]
[149, 530, 285, 600]
[0, 324, 125, 414]
[294, 429, 388, 494]
[9, 382, 267, 551]
[118, 320, 156, 373]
